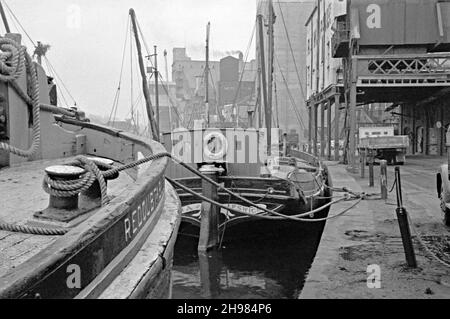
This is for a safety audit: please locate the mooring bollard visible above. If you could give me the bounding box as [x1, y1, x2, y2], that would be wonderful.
[368, 150, 374, 187]
[380, 160, 388, 200]
[360, 149, 366, 179]
[394, 167, 418, 268]
[198, 165, 224, 252]
[45, 165, 86, 210]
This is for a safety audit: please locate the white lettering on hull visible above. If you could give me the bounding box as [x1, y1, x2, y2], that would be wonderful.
[124, 179, 165, 242]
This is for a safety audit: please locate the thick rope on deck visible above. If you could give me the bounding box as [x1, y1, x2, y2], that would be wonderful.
[0, 37, 40, 158]
[42, 156, 109, 206]
[0, 222, 68, 236]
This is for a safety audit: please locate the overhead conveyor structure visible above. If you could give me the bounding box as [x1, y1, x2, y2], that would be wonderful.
[306, 0, 450, 169]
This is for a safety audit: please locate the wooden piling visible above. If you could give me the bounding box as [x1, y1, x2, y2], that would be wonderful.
[360, 149, 366, 179]
[198, 251, 221, 298]
[368, 150, 374, 187]
[380, 160, 388, 200]
[198, 165, 223, 252]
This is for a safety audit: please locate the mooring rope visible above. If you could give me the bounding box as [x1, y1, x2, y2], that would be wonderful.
[166, 176, 363, 223]
[0, 38, 370, 238]
[0, 222, 68, 236]
[1, 148, 369, 235]
[0, 37, 40, 158]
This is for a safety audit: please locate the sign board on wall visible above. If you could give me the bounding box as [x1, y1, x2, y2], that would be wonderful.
[351, 0, 450, 46]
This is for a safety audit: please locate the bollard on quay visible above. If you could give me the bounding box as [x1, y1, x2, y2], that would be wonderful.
[368, 150, 374, 187]
[394, 167, 417, 268]
[380, 160, 388, 200]
[360, 148, 366, 179]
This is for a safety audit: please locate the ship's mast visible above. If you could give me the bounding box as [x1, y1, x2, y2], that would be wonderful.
[205, 22, 211, 127]
[257, 1, 274, 157]
[129, 8, 159, 141]
[163, 49, 173, 130]
[0, 0, 10, 33]
[267, 0, 274, 127]
[153, 45, 160, 133]
[267, 0, 275, 156]
[256, 47, 262, 129]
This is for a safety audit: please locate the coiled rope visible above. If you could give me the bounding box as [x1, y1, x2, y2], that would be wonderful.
[0, 37, 40, 158]
[41, 152, 171, 208]
[42, 156, 109, 206]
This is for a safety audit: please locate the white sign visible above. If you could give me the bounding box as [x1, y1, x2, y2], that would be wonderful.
[182, 203, 268, 219]
[366, 4, 382, 29]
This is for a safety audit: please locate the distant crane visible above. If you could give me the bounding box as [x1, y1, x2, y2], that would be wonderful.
[205, 22, 211, 126]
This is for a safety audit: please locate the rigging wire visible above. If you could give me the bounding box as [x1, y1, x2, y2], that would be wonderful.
[274, 54, 306, 131]
[157, 72, 182, 124]
[109, 16, 131, 124]
[129, 22, 144, 134]
[273, 74, 280, 127]
[3, 0, 36, 47]
[136, 19, 154, 67]
[231, 19, 257, 110]
[44, 57, 69, 106]
[208, 68, 218, 113]
[276, 0, 307, 103]
[130, 23, 135, 131]
[4, 1, 78, 107]
[43, 56, 77, 106]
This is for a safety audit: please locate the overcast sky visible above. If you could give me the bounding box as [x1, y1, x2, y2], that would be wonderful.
[4, 0, 257, 119]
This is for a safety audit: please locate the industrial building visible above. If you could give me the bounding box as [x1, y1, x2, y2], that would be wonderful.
[306, 0, 450, 167]
[171, 47, 257, 128]
[257, 0, 315, 143]
[148, 82, 179, 133]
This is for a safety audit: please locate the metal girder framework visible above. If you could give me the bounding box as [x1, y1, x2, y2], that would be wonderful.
[357, 53, 450, 87]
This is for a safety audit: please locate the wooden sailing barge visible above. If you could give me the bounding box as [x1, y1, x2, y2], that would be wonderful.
[0, 7, 181, 299]
[163, 1, 331, 250]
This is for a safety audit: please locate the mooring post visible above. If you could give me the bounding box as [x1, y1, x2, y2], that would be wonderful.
[198, 165, 223, 252]
[380, 160, 388, 200]
[368, 149, 374, 187]
[198, 250, 221, 299]
[394, 167, 418, 268]
[360, 148, 366, 179]
[283, 133, 288, 157]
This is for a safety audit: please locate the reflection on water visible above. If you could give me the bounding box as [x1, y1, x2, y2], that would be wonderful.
[172, 220, 327, 299]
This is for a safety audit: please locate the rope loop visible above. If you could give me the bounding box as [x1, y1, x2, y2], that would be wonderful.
[42, 156, 109, 206]
[0, 36, 41, 158]
[0, 37, 25, 82]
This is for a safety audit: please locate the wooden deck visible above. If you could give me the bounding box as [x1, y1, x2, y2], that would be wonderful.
[0, 157, 134, 278]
